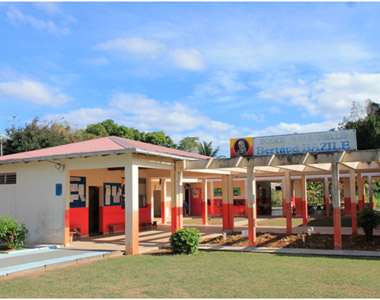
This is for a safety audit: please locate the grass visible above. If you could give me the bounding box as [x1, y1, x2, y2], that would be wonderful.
[257, 216, 353, 227]
[1, 252, 380, 298]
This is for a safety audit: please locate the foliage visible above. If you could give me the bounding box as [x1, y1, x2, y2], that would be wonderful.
[197, 141, 221, 157]
[0, 216, 29, 249]
[357, 207, 380, 241]
[85, 119, 177, 148]
[178, 137, 200, 153]
[339, 100, 380, 150]
[307, 181, 324, 204]
[2, 117, 223, 156]
[169, 227, 201, 254]
[3, 118, 90, 155]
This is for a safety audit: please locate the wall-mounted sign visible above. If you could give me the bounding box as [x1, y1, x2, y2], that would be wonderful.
[230, 137, 254, 157]
[70, 176, 86, 208]
[230, 130, 357, 157]
[253, 130, 357, 156]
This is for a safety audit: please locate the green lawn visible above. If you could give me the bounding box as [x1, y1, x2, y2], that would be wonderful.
[257, 216, 352, 227]
[1, 252, 380, 298]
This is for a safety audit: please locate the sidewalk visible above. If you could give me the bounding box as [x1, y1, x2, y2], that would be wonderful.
[0, 246, 122, 277]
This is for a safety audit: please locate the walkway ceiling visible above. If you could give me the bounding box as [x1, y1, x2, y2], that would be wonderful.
[179, 149, 380, 178]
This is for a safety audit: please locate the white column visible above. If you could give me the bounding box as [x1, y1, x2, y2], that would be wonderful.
[125, 156, 139, 255]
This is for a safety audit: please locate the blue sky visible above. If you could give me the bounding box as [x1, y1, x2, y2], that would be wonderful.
[1, 2, 380, 155]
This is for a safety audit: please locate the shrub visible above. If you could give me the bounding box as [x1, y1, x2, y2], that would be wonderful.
[357, 207, 380, 241]
[169, 227, 201, 254]
[0, 216, 29, 249]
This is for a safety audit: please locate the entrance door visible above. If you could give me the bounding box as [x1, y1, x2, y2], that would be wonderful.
[89, 186, 100, 236]
[153, 190, 161, 217]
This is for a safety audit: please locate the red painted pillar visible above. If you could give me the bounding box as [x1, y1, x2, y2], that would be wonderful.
[333, 207, 342, 249]
[369, 176, 373, 206]
[171, 169, 183, 233]
[349, 170, 357, 234]
[294, 179, 302, 216]
[285, 171, 292, 235]
[343, 177, 351, 216]
[210, 181, 215, 217]
[247, 166, 257, 246]
[332, 154, 342, 250]
[324, 177, 331, 217]
[201, 179, 208, 225]
[222, 175, 234, 232]
[65, 209, 71, 246]
[358, 172, 365, 211]
[161, 179, 166, 224]
[301, 175, 308, 226]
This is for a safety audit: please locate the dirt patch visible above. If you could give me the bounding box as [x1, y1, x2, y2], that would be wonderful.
[201, 233, 380, 251]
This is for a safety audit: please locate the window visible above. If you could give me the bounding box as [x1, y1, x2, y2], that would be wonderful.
[0, 173, 16, 185]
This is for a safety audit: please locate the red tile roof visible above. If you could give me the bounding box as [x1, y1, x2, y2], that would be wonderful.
[0, 136, 209, 163]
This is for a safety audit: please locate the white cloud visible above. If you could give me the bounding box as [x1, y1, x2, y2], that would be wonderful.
[171, 49, 205, 71]
[0, 79, 70, 106]
[242, 113, 264, 122]
[111, 93, 209, 132]
[194, 71, 246, 102]
[259, 72, 380, 122]
[6, 7, 70, 35]
[249, 120, 338, 138]
[96, 37, 164, 58]
[34, 2, 62, 15]
[46, 108, 118, 127]
[311, 72, 380, 120]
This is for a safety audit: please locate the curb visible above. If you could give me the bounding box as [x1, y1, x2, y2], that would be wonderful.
[198, 244, 380, 259]
[0, 245, 61, 257]
[0, 250, 123, 278]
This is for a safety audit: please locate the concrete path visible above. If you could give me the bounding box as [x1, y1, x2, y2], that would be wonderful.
[198, 244, 380, 258]
[0, 246, 122, 277]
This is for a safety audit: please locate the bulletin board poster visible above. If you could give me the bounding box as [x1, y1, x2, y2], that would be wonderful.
[104, 183, 123, 206]
[214, 188, 222, 197]
[233, 187, 241, 196]
[70, 177, 86, 208]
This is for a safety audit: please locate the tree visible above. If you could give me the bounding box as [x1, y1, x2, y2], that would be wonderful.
[3, 118, 88, 155]
[197, 141, 220, 157]
[178, 137, 200, 153]
[339, 100, 380, 150]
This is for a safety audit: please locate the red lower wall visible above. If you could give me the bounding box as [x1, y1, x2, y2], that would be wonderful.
[70, 207, 89, 236]
[344, 197, 351, 215]
[139, 204, 152, 226]
[295, 197, 302, 215]
[99, 205, 125, 233]
[207, 199, 247, 216]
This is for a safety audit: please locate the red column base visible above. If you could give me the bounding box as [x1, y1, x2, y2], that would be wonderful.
[301, 200, 308, 226]
[333, 207, 342, 250]
[286, 202, 292, 235]
[358, 200, 364, 211]
[171, 207, 183, 233]
[248, 207, 257, 246]
[351, 202, 357, 235]
[223, 203, 234, 231]
[201, 201, 207, 225]
[161, 201, 166, 224]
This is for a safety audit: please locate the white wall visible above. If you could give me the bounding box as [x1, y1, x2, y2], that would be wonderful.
[0, 161, 66, 244]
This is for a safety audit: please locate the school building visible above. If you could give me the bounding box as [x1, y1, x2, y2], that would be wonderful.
[0, 132, 379, 254]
